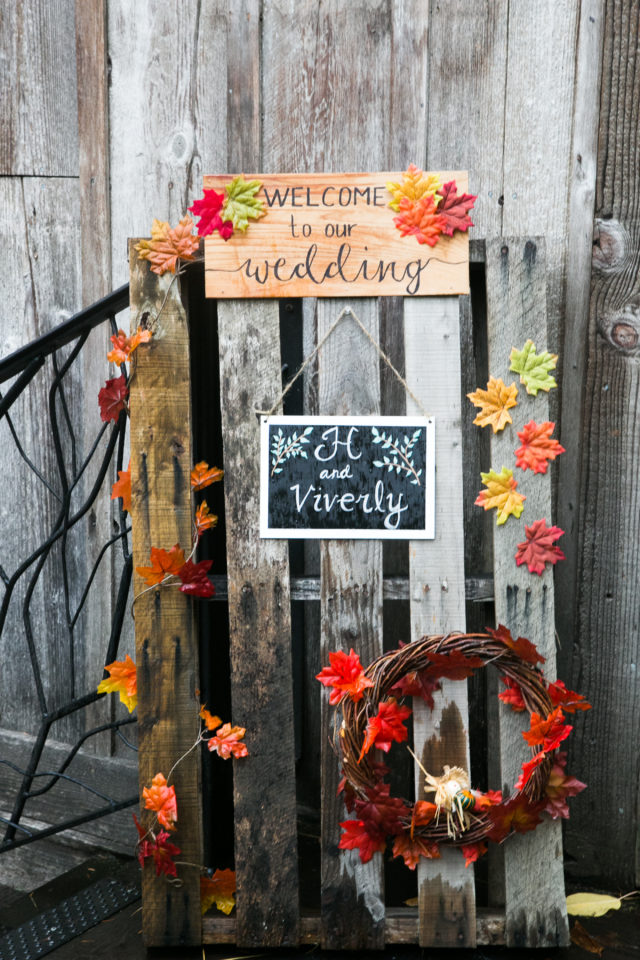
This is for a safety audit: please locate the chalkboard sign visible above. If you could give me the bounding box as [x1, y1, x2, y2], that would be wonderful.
[260, 416, 435, 539]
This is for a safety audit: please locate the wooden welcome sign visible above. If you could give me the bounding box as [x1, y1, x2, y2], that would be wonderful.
[204, 171, 470, 298]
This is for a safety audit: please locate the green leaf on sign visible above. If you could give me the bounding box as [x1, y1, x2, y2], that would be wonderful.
[222, 175, 266, 232]
[509, 340, 558, 396]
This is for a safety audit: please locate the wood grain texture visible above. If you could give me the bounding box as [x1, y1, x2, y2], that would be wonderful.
[108, 0, 228, 284]
[485, 238, 568, 948]
[317, 300, 384, 950]
[564, 0, 640, 889]
[0, 0, 78, 175]
[217, 300, 299, 947]
[129, 250, 202, 945]
[404, 297, 475, 947]
[555, 0, 604, 679]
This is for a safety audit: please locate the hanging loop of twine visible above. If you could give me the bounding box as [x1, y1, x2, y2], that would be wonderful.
[254, 306, 431, 419]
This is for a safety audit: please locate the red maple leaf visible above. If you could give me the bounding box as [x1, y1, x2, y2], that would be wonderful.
[515, 420, 565, 474]
[98, 374, 128, 422]
[316, 648, 374, 705]
[358, 698, 411, 761]
[424, 649, 485, 682]
[354, 782, 409, 836]
[189, 189, 234, 239]
[514, 751, 547, 790]
[142, 772, 178, 831]
[522, 706, 572, 752]
[544, 752, 587, 819]
[487, 794, 544, 842]
[393, 194, 447, 246]
[515, 519, 566, 575]
[459, 841, 487, 867]
[178, 558, 215, 598]
[392, 833, 440, 869]
[136, 544, 186, 586]
[391, 670, 441, 709]
[487, 624, 546, 665]
[498, 676, 526, 711]
[547, 679, 591, 713]
[149, 831, 182, 877]
[436, 180, 476, 236]
[338, 819, 386, 864]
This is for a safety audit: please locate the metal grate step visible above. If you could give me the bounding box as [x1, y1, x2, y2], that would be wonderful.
[0, 876, 140, 960]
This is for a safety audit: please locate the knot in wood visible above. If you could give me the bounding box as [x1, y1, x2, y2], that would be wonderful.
[597, 295, 640, 356]
[592, 218, 630, 273]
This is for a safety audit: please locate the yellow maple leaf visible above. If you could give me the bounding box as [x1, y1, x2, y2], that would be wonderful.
[201, 870, 236, 915]
[467, 377, 518, 433]
[475, 467, 525, 525]
[386, 164, 442, 212]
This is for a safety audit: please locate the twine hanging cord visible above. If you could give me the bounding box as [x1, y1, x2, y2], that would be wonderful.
[255, 306, 431, 419]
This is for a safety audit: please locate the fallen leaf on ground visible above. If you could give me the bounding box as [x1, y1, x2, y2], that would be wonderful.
[467, 377, 519, 432]
[570, 920, 605, 956]
[475, 467, 525, 525]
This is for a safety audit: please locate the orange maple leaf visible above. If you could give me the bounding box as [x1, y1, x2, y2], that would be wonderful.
[460, 841, 487, 867]
[142, 773, 178, 831]
[206, 723, 249, 759]
[522, 706, 572, 752]
[475, 467, 525, 525]
[199, 705, 222, 731]
[195, 500, 218, 536]
[111, 462, 131, 513]
[201, 869, 236, 915]
[392, 832, 440, 869]
[190, 461, 224, 490]
[135, 216, 201, 275]
[97, 654, 137, 712]
[515, 420, 565, 473]
[358, 698, 411, 762]
[410, 800, 437, 837]
[467, 377, 519, 433]
[393, 194, 447, 246]
[316, 648, 374, 705]
[136, 544, 186, 586]
[107, 327, 152, 365]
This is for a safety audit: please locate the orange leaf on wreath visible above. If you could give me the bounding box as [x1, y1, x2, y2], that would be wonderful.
[191, 461, 224, 490]
[487, 794, 544, 842]
[472, 789, 502, 810]
[354, 782, 409, 836]
[547, 680, 591, 713]
[97, 654, 137, 712]
[136, 544, 186, 586]
[544, 752, 586, 819]
[316, 648, 374, 705]
[206, 722, 249, 759]
[423, 649, 485, 682]
[487, 624, 545, 665]
[410, 800, 437, 837]
[515, 420, 565, 474]
[142, 773, 178, 831]
[498, 676, 526, 711]
[460, 841, 487, 868]
[201, 869, 236, 915]
[392, 832, 441, 869]
[135, 216, 200, 275]
[338, 819, 386, 864]
[522, 706, 572, 752]
[514, 751, 547, 790]
[358, 698, 411, 762]
[111, 462, 131, 513]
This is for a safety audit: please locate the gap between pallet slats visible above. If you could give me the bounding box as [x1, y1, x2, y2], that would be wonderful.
[217, 300, 300, 947]
[404, 297, 476, 947]
[318, 300, 385, 950]
[485, 238, 569, 949]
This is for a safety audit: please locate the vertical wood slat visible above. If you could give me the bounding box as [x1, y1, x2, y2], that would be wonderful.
[217, 300, 300, 947]
[128, 252, 202, 945]
[404, 298, 476, 948]
[485, 238, 569, 948]
[318, 300, 385, 951]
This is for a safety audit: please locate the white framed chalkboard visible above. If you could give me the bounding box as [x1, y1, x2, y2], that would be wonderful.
[260, 415, 435, 539]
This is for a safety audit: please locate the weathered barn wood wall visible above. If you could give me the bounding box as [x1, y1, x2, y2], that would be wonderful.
[1, 0, 638, 890]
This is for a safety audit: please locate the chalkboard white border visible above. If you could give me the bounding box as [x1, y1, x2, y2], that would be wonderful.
[259, 415, 435, 540]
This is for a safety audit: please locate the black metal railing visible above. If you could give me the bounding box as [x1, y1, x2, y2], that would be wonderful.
[0, 285, 139, 852]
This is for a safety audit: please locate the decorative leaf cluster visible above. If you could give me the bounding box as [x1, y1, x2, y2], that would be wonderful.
[270, 425, 314, 476]
[371, 427, 423, 485]
[389, 165, 476, 247]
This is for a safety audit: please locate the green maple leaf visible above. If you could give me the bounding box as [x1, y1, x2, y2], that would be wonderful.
[221, 175, 266, 232]
[509, 340, 558, 396]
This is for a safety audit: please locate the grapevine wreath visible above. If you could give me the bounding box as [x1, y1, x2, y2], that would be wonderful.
[317, 627, 589, 869]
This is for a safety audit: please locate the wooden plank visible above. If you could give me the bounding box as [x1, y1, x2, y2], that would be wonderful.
[404, 297, 476, 947]
[485, 238, 568, 948]
[564, 0, 640, 890]
[108, 0, 228, 285]
[203, 907, 507, 945]
[217, 300, 299, 947]
[318, 300, 384, 950]
[129, 249, 202, 945]
[0, 0, 78, 175]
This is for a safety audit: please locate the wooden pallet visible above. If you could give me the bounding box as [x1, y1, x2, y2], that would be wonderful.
[129, 238, 569, 950]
